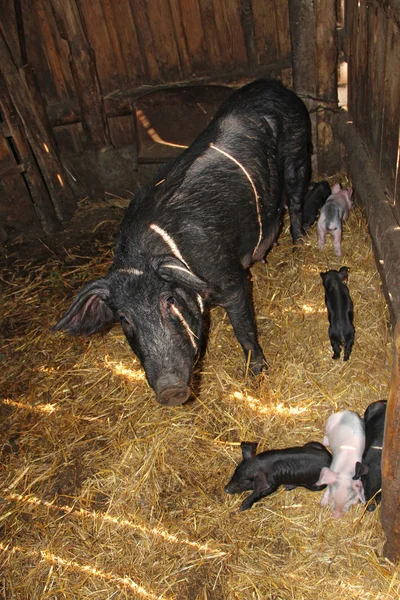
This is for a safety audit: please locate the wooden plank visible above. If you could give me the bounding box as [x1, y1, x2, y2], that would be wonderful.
[354, 1, 369, 137]
[53, 122, 85, 155]
[0, 28, 76, 222]
[76, 0, 119, 93]
[0, 168, 40, 234]
[288, 0, 317, 170]
[0, 0, 21, 65]
[0, 70, 61, 233]
[212, 0, 248, 69]
[346, 0, 356, 115]
[274, 0, 291, 61]
[33, 0, 75, 100]
[51, 0, 111, 148]
[169, 0, 207, 78]
[127, 0, 161, 81]
[379, 16, 400, 201]
[252, 0, 279, 65]
[146, 0, 182, 80]
[108, 115, 137, 149]
[198, 0, 224, 71]
[367, 4, 387, 168]
[381, 322, 400, 563]
[315, 0, 340, 174]
[239, 0, 257, 68]
[108, 0, 146, 87]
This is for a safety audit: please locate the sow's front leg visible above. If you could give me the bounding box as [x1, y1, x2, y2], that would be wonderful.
[219, 270, 266, 375]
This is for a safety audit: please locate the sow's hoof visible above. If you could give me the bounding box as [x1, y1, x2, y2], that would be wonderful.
[156, 385, 190, 406]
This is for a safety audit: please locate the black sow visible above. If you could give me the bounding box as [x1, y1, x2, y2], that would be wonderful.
[225, 441, 332, 511]
[54, 79, 312, 406]
[353, 400, 387, 511]
[320, 266, 355, 361]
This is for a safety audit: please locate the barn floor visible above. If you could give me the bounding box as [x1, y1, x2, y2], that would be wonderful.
[1, 191, 399, 599]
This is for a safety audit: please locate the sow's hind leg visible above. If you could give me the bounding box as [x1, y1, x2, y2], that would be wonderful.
[284, 154, 311, 242]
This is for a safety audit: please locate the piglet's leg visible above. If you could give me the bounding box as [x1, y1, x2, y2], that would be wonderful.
[331, 229, 342, 256]
[329, 330, 341, 359]
[220, 272, 266, 375]
[320, 488, 330, 507]
[240, 472, 278, 511]
[317, 223, 326, 251]
[343, 333, 354, 361]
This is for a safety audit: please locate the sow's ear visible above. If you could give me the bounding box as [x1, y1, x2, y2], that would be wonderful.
[241, 441, 258, 460]
[153, 256, 209, 296]
[53, 278, 114, 336]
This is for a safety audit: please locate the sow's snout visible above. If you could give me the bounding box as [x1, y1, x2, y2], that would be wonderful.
[155, 376, 191, 406]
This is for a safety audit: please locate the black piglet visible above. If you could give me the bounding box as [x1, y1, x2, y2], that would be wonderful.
[353, 400, 387, 511]
[320, 266, 355, 361]
[224, 441, 332, 511]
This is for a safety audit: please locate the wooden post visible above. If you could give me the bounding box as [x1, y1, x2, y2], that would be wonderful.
[315, 0, 341, 174]
[50, 0, 111, 148]
[0, 28, 76, 222]
[381, 322, 400, 562]
[288, 0, 317, 171]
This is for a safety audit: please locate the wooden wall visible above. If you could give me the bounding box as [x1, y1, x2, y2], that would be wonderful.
[0, 0, 339, 240]
[346, 0, 400, 221]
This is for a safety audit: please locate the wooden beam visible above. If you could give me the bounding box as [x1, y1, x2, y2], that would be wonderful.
[240, 0, 258, 69]
[381, 323, 400, 562]
[0, 28, 76, 222]
[51, 0, 111, 148]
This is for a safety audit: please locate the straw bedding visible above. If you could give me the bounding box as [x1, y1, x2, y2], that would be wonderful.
[1, 187, 399, 599]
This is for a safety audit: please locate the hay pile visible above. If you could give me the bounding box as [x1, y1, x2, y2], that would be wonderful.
[1, 194, 398, 599]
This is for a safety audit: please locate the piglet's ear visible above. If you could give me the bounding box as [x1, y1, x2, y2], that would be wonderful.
[53, 278, 114, 336]
[338, 266, 349, 282]
[320, 271, 327, 282]
[241, 441, 258, 460]
[353, 461, 369, 480]
[331, 183, 341, 193]
[316, 467, 337, 486]
[153, 255, 209, 295]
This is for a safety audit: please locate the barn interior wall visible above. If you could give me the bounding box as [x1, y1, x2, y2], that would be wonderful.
[0, 0, 341, 242]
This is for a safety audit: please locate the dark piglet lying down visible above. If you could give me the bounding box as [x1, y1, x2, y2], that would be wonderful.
[302, 181, 331, 230]
[225, 441, 332, 511]
[54, 79, 311, 406]
[320, 266, 355, 361]
[353, 400, 387, 511]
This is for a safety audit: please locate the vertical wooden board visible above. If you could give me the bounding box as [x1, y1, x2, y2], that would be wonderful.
[128, 0, 161, 82]
[198, 0, 224, 70]
[32, 0, 75, 101]
[0, 135, 18, 174]
[22, 0, 59, 100]
[354, 1, 368, 137]
[108, 0, 146, 87]
[346, 0, 357, 117]
[0, 0, 21, 65]
[146, 0, 182, 80]
[77, 0, 120, 94]
[380, 17, 400, 198]
[252, 0, 279, 65]
[274, 0, 291, 61]
[108, 115, 137, 149]
[367, 5, 387, 165]
[53, 122, 85, 155]
[212, 0, 248, 68]
[169, 0, 208, 77]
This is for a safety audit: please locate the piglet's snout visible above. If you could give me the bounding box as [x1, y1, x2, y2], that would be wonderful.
[155, 376, 190, 406]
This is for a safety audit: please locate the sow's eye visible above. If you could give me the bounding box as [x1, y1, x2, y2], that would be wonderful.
[166, 296, 175, 307]
[119, 314, 134, 329]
